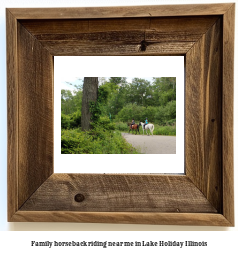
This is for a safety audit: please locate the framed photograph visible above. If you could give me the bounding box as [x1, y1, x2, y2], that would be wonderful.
[7, 3, 234, 225]
[54, 56, 184, 174]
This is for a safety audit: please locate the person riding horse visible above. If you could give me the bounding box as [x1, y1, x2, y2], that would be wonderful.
[144, 118, 148, 129]
[129, 119, 140, 134]
[130, 119, 135, 129]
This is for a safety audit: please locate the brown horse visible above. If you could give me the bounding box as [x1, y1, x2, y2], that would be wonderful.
[129, 123, 141, 134]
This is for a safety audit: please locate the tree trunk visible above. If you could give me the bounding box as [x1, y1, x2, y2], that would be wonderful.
[81, 77, 98, 131]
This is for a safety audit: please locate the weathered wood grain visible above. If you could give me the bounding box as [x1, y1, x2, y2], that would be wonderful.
[39, 41, 193, 56]
[222, 4, 235, 226]
[18, 23, 54, 208]
[8, 4, 233, 19]
[34, 31, 201, 43]
[20, 16, 218, 34]
[20, 17, 218, 56]
[20, 19, 149, 34]
[186, 18, 223, 212]
[11, 211, 232, 226]
[7, 9, 18, 221]
[6, 4, 234, 225]
[20, 174, 217, 213]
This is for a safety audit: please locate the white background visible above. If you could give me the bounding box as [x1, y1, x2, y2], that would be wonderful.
[0, 0, 237, 252]
[54, 56, 184, 173]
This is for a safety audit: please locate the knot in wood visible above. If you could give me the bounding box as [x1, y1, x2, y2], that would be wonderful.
[74, 193, 85, 202]
[140, 40, 147, 51]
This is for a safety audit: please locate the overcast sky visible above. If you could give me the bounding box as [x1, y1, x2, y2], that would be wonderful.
[58, 77, 153, 92]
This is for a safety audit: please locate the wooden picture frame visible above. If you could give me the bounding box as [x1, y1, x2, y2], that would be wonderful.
[7, 3, 234, 226]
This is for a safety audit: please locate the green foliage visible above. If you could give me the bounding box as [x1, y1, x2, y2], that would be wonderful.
[99, 78, 128, 119]
[109, 77, 127, 85]
[151, 77, 176, 106]
[98, 84, 110, 104]
[115, 122, 129, 132]
[61, 77, 177, 154]
[166, 119, 176, 126]
[126, 78, 152, 107]
[89, 116, 116, 141]
[158, 89, 176, 106]
[143, 106, 158, 122]
[61, 77, 177, 125]
[91, 116, 115, 131]
[61, 129, 94, 154]
[61, 127, 139, 154]
[61, 89, 83, 115]
[61, 113, 139, 154]
[61, 110, 81, 129]
[69, 110, 81, 128]
[153, 125, 176, 136]
[164, 100, 176, 120]
[115, 100, 176, 125]
[89, 101, 101, 123]
[153, 77, 176, 92]
[113, 121, 176, 136]
[89, 85, 110, 123]
[115, 103, 145, 123]
[154, 101, 176, 125]
[61, 113, 71, 129]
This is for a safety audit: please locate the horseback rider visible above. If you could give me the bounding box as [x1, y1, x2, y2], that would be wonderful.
[144, 118, 148, 129]
[130, 118, 135, 129]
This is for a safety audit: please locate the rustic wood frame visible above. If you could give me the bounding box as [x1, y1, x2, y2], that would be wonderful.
[7, 4, 234, 226]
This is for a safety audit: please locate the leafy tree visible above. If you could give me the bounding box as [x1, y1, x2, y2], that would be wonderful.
[61, 88, 83, 115]
[153, 77, 176, 92]
[126, 78, 151, 106]
[100, 77, 128, 119]
[90, 84, 110, 123]
[154, 100, 176, 125]
[61, 113, 70, 129]
[109, 77, 127, 86]
[116, 104, 146, 123]
[61, 89, 74, 114]
[62, 77, 177, 131]
[151, 77, 176, 106]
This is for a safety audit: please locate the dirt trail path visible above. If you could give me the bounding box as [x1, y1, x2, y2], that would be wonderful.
[122, 133, 176, 154]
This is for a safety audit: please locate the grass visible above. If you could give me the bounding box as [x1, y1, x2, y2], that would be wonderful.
[61, 119, 176, 154]
[114, 121, 176, 136]
[61, 128, 139, 154]
[153, 125, 176, 136]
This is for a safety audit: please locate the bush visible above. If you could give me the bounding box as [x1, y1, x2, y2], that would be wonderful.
[91, 116, 115, 131]
[61, 113, 71, 129]
[61, 129, 139, 154]
[166, 119, 176, 126]
[115, 104, 145, 122]
[61, 117, 139, 154]
[114, 122, 129, 132]
[115, 101, 176, 126]
[69, 110, 81, 128]
[61, 111, 81, 129]
[153, 125, 176, 136]
[154, 101, 176, 125]
[114, 120, 176, 136]
[61, 129, 94, 154]
[143, 106, 158, 123]
[164, 100, 176, 120]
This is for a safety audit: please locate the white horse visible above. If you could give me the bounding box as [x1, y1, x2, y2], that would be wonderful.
[140, 122, 154, 136]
